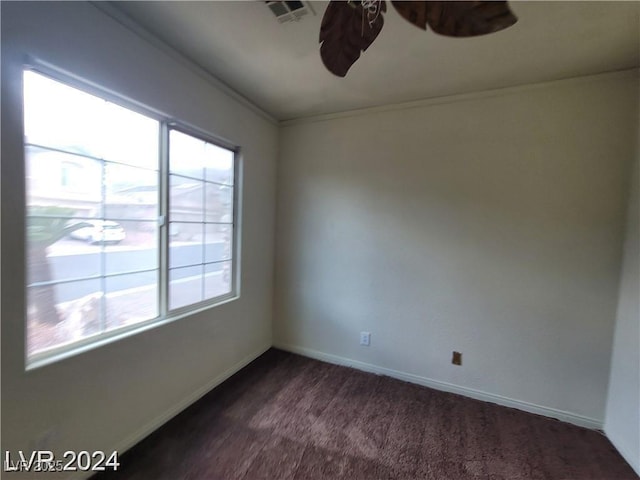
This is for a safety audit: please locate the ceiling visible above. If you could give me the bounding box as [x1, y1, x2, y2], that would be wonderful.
[111, 1, 639, 121]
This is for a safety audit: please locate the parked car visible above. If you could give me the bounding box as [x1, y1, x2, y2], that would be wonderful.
[69, 220, 126, 244]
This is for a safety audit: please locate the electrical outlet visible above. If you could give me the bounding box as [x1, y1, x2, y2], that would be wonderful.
[360, 331, 371, 346]
[452, 351, 462, 366]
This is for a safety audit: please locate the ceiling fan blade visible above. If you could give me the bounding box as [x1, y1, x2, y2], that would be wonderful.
[425, 1, 517, 37]
[391, 1, 429, 30]
[319, 0, 387, 77]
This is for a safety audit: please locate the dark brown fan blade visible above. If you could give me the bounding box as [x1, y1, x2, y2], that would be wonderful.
[319, 0, 387, 77]
[391, 1, 429, 30]
[426, 1, 517, 37]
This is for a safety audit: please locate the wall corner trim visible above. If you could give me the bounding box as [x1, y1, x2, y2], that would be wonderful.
[274, 343, 604, 431]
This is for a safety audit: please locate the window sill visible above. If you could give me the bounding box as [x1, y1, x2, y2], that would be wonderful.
[26, 293, 239, 371]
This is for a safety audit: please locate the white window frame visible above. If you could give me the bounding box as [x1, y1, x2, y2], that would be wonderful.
[24, 62, 241, 370]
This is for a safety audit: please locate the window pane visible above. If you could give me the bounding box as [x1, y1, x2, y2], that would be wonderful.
[205, 224, 232, 263]
[24, 71, 105, 158]
[169, 266, 203, 310]
[170, 175, 204, 222]
[105, 222, 158, 275]
[26, 146, 102, 218]
[169, 223, 204, 269]
[168, 128, 236, 311]
[27, 221, 101, 284]
[169, 221, 202, 242]
[24, 70, 161, 362]
[105, 272, 158, 329]
[101, 102, 159, 170]
[169, 130, 205, 179]
[205, 183, 233, 223]
[27, 279, 102, 357]
[24, 71, 160, 169]
[105, 164, 158, 220]
[204, 143, 234, 185]
[204, 261, 232, 299]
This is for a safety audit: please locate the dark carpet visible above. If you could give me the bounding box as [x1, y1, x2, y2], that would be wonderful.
[93, 349, 638, 480]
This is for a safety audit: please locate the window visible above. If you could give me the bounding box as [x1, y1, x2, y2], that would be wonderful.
[23, 69, 238, 366]
[168, 130, 235, 310]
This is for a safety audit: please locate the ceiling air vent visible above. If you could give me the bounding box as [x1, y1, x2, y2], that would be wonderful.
[266, 1, 315, 23]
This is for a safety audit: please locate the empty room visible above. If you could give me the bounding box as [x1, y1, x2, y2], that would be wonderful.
[1, 1, 638, 479]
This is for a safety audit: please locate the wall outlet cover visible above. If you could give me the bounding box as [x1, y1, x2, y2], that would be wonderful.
[452, 351, 462, 366]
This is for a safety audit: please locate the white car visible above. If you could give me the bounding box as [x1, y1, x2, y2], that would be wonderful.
[70, 220, 126, 244]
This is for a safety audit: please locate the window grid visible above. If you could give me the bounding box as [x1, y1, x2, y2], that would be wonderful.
[25, 142, 160, 175]
[25, 125, 162, 356]
[28, 266, 160, 288]
[167, 127, 235, 313]
[24, 68, 238, 366]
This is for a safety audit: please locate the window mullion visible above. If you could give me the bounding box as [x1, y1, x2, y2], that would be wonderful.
[99, 156, 107, 333]
[159, 123, 170, 318]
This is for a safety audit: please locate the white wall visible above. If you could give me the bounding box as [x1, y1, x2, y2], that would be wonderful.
[275, 71, 639, 427]
[605, 153, 639, 472]
[1, 2, 277, 477]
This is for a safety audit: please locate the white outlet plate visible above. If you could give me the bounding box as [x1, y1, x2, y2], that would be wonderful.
[360, 331, 371, 346]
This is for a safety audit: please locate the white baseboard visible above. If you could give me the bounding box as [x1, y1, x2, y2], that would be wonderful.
[605, 431, 640, 477]
[71, 343, 271, 480]
[274, 343, 603, 431]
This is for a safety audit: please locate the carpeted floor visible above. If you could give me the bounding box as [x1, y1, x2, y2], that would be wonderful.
[93, 349, 638, 480]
